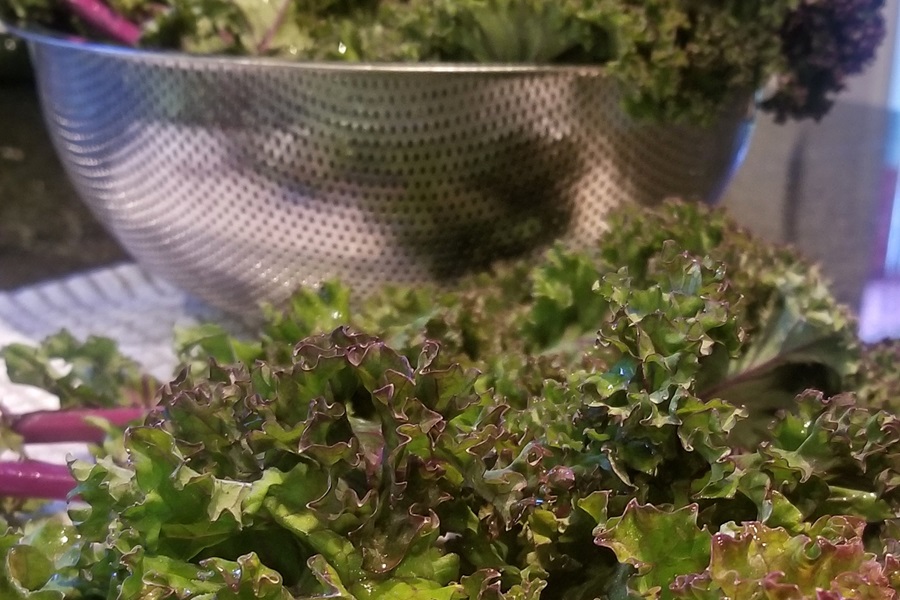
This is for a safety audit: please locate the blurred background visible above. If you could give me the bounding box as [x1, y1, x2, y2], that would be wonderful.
[719, 0, 900, 339]
[2, 7, 900, 335]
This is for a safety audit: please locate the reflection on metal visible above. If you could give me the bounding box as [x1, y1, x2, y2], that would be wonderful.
[880, 5, 900, 276]
[15, 26, 755, 317]
[782, 130, 807, 243]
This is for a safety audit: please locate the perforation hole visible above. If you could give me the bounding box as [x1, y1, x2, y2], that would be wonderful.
[35, 50, 752, 315]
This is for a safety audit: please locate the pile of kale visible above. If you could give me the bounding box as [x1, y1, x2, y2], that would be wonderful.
[3, 200, 900, 598]
[0, 0, 887, 122]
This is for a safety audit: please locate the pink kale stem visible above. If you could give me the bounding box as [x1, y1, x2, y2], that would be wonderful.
[59, 0, 142, 46]
[10, 407, 147, 444]
[257, 0, 293, 54]
[0, 460, 75, 499]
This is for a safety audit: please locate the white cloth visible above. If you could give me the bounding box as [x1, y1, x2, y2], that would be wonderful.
[0, 264, 220, 462]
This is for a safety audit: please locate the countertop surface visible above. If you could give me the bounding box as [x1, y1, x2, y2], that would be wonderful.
[0, 81, 128, 289]
[1, 73, 898, 338]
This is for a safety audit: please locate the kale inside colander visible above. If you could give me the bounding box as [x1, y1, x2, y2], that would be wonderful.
[0, 0, 887, 123]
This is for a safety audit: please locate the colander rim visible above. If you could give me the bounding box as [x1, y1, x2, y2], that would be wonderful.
[4, 22, 612, 76]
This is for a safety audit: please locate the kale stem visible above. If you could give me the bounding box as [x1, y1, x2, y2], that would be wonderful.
[698, 359, 784, 400]
[11, 407, 146, 443]
[60, 0, 142, 46]
[257, 0, 293, 54]
[0, 460, 75, 499]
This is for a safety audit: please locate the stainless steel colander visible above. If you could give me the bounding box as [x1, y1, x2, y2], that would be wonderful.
[16, 27, 754, 317]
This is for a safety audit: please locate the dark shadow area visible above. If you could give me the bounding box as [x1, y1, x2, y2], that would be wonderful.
[429, 135, 580, 280]
[0, 56, 127, 289]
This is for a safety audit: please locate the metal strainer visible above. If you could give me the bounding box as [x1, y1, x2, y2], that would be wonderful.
[17, 27, 754, 317]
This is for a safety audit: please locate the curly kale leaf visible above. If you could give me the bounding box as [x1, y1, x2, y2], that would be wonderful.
[0, 330, 158, 409]
[596, 501, 712, 600]
[598, 200, 860, 422]
[178, 200, 863, 452]
[673, 517, 899, 599]
[70, 329, 601, 597]
[857, 338, 900, 412]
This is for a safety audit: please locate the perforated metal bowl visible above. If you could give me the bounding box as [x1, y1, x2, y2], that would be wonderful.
[16, 27, 754, 317]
